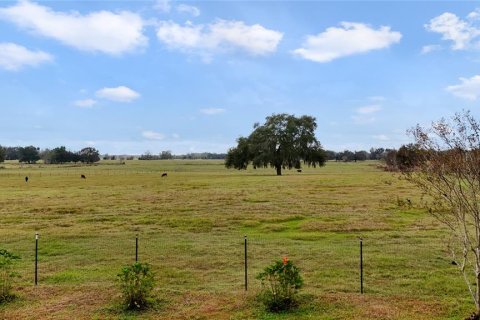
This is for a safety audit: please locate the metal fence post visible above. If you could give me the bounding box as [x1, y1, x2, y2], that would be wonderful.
[360, 238, 364, 294]
[244, 235, 248, 291]
[35, 232, 39, 286]
[135, 235, 138, 262]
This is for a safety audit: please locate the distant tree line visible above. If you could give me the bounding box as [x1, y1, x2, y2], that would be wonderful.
[102, 154, 135, 161]
[0, 145, 100, 164]
[323, 148, 395, 162]
[138, 151, 227, 160]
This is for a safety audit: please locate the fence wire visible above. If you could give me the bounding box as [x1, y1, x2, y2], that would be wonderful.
[0, 231, 455, 298]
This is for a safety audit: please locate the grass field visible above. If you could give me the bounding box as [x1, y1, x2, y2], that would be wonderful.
[0, 160, 473, 319]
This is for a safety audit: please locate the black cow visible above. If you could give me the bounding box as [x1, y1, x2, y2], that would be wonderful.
[25, 176, 28, 182]
[297, 169, 302, 173]
[161, 173, 167, 177]
[81, 174, 86, 179]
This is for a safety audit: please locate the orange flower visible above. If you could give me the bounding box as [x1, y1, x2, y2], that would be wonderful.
[282, 256, 288, 265]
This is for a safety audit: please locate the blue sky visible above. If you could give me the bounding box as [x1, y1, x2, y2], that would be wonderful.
[1, 1, 480, 154]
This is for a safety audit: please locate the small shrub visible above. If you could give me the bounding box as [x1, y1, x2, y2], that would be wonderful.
[256, 257, 303, 312]
[117, 262, 155, 310]
[0, 249, 20, 303]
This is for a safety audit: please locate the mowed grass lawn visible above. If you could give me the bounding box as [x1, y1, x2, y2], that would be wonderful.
[0, 160, 472, 319]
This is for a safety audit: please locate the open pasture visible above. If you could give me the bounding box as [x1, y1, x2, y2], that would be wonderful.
[0, 160, 471, 319]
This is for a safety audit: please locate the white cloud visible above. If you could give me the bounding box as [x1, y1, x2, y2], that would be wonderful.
[157, 20, 283, 57]
[357, 104, 382, 114]
[96, 86, 140, 102]
[154, 0, 171, 13]
[74, 99, 97, 108]
[292, 22, 401, 62]
[176, 4, 200, 17]
[142, 130, 166, 140]
[200, 108, 225, 115]
[421, 44, 442, 54]
[373, 134, 389, 141]
[425, 12, 480, 50]
[368, 96, 385, 102]
[0, 1, 147, 55]
[352, 115, 376, 124]
[0, 42, 52, 71]
[446, 75, 480, 100]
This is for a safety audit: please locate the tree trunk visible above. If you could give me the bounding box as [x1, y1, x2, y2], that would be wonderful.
[275, 165, 282, 176]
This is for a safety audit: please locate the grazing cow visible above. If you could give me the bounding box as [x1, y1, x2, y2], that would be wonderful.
[161, 173, 167, 177]
[297, 169, 302, 173]
[25, 176, 28, 182]
[81, 174, 86, 179]
[406, 198, 412, 206]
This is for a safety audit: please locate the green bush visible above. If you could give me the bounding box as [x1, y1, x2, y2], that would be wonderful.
[117, 262, 155, 310]
[0, 249, 20, 303]
[256, 257, 303, 312]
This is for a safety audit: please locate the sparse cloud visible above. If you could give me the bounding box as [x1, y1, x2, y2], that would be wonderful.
[425, 11, 480, 50]
[200, 108, 225, 115]
[446, 75, 480, 100]
[96, 86, 140, 102]
[421, 44, 442, 54]
[373, 134, 389, 141]
[292, 22, 401, 63]
[74, 99, 97, 108]
[156, 19, 283, 58]
[357, 104, 382, 114]
[176, 4, 200, 17]
[154, 0, 171, 13]
[0, 1, 147, 55]
[468, 9, 480, 20]
[352, 99, 383, 124]
[142, 130, 166, 140]
[368, 96, 385, 102]
[352, 115, 376, 124]
[0, 42, 52, 71]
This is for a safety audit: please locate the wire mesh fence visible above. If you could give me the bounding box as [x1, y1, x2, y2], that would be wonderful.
[0, 231, 455, 298]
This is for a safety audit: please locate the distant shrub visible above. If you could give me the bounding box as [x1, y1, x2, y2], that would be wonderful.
[256, 257, 303, 312]
[117, 262, 155, 310]
[0, 249, 20, 303]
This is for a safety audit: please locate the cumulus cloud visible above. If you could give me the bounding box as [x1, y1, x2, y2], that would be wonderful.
[0, 42, 52, 71]
[357, 104, 382, 114]
[0, 1, 147, 55]
[176, 4, 200, 17]
[446, 75, 480, 100]
[425, 11, 480, 50]
[157, 19, 283, 57]
[74, 99, 97, 108]
[96, 86, 140, 102]
[142, 130, 166, 140]
[200, 108, 225, 115]
[292, 22, 401, 62]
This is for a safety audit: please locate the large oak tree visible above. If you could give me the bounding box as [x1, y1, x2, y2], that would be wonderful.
[225, 114, 326, 175]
